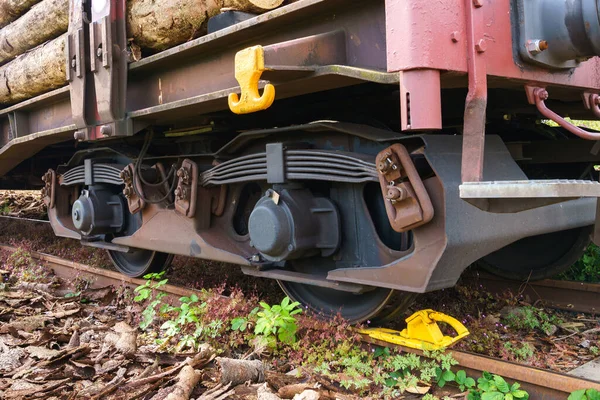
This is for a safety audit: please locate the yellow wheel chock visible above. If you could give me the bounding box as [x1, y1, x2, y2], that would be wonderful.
[358, 309, 469, 351]
[228, 46, 276, 114]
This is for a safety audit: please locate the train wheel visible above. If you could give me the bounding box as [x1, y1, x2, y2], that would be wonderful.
[476, 226, 592, 281]
[108, 249, 173, 278]
[278, 259, 416, 324]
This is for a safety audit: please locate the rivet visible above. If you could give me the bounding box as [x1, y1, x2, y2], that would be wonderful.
[473, 0, 483, 7]
[451, 31, 459, 43]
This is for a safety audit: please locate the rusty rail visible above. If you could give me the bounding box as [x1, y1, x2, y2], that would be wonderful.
[0, 243, 599, 398]
[468, 270, 600, 314]
[362, 335, 600, 399]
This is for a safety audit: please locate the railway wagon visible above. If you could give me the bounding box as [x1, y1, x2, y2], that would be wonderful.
[1, 0, 600, 323]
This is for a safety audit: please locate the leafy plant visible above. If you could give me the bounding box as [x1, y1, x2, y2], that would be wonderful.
[5, 247, 52, 283]
[0, 203, 11, 214]
[569, 389, 600, 400]
[134, 272, 168, 330]
[230, 307, 258, 332]
[503, 306, 561, 335]
[503, 342, 535, 362]
[254, 296, 302, 345]
[559, 244, 600, 283]
[468, 372, 529, 400]
[455, 370, 477, 392]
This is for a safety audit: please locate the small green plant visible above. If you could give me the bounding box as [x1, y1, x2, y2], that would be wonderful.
[559, 244, 600, 283]
[591, 346, 599, 356]
[6, 247, 52, 283]
[503, 342, 535, 362]
[504, 306, 561, 335]
[160, 293, 210, 351]
[134, 271, 168, 330]
[467, 372, 529, 400]
[455, 370, 477, 392]
[254, 296, 302, 345]
[230, 307, 259, 332]
[569, 389, 600, 400]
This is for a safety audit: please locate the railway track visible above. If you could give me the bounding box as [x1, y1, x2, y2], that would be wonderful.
[1, 242, 599, 399]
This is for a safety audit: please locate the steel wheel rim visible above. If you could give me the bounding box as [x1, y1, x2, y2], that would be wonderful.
[107, 249, 172, 278]
[277, 258, 413, 324]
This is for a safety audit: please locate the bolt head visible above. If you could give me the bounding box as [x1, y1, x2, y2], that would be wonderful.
[99, 125, 112, 136]
[473, 0, 483, 7]
[96, 47, 103, 57]
[251, 254, 261, 262]
[475, 39, 487, 53]
[385, 186, 407, 201]
[526, 39, 548, 56]
[451, 31, 459, 43]
[71, 58, 77, 68]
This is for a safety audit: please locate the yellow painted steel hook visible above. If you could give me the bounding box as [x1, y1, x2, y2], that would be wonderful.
[358, 309, 470, 351]
[228, 46, 276, 114]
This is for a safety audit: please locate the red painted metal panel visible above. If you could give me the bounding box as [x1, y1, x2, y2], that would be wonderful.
[399, 69, 442, 130]
[386, 0, 600, 90]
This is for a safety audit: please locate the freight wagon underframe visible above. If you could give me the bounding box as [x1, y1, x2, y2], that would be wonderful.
[1, 0, 600, 322]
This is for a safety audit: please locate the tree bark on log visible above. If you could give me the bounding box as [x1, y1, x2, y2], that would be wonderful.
[0, 0, 68, 66]
[223, 0, 285, 13]
[217, 357, 265, 387]
[0, 34, 66, 104]
[127, 0, 284, 51]
[0, 0, 41, 29]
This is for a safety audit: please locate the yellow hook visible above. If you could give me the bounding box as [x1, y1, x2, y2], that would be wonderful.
[228, 46, 276, 114]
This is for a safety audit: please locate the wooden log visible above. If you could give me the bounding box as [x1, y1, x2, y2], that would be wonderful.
[223, 0, 285, 13]
[217, 357, 265, 387]
[0, 0, 287, 105]
[127, 0, 284, 52]
[0, 0, 68, 65]
[0, 0, 41, 29]
[0, 34, 66, 105]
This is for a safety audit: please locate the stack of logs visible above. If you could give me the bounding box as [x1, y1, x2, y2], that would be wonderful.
[0, 0, 286, 105]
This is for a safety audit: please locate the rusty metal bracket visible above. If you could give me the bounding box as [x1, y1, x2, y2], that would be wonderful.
[376, 144, 434, 232]
[120, 164, 145, 214]
[175, 159, 198, 218]
[41, 169, 56, 209]
[461, 0, 488, 183]
[526, 86, 600, 141]
[66, 0, 89, 139]
[88, 0, 128, 137]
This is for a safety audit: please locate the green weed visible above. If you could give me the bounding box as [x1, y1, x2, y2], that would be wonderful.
[569, 389, 600, 400]
[559, 244, 600, 283]
[134, 271, 168, 330]
[254, 296, 302, 345]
